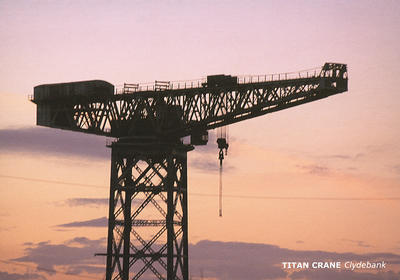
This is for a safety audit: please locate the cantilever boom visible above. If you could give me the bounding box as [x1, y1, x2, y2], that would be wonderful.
[31, 63, 347, 142]
[30, 62, 348, 280]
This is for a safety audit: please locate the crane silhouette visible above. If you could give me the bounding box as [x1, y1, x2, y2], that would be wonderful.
[31, 62, 348, 280]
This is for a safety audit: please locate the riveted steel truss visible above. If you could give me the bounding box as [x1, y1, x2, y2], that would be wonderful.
[32, 63, 348, 139]
[105, 141, 190, 280]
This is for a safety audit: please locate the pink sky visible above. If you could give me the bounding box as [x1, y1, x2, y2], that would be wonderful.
[1, 1, 400, 279]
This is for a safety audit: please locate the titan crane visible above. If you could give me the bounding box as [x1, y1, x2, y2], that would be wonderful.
[31, 63, 348, 280]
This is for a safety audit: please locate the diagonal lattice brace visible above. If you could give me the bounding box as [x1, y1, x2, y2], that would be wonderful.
[106, 140, 190, 280]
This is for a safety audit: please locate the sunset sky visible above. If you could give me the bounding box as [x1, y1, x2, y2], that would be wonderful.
[1, 1, 400, 279]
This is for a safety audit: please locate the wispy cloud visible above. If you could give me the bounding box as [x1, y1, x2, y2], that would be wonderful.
[342, 239, 373, 248]
[59, 197, 148, 209]
[323, 153, 365, 160]
[0, 270, 47, 280]
[13, 237, 106, 276]
[296, 164, 330, 176]
[0, 127, 109, 159]
[0, 225, 15, 232]
[65, 198, 108, 207]
[189, 157, 235, 173]
[56, 217, 108, 228]
[392, 164, 400, 175]
[12, 238, 400, 279]
[0, 127, 235, 169]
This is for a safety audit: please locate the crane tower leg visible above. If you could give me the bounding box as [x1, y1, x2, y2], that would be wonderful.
[105, 140, 190, 280]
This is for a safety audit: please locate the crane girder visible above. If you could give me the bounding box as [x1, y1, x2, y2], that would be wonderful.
[30, 62, 348, 280]
[31, 63, 347, 141]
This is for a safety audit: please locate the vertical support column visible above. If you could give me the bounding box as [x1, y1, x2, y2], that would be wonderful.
[105, 140, 191, 280]
[123, 159, 133, 280]
[182, 154, 189, 280]
[166, 155, 174, 279]
[106, 148, 117, 280]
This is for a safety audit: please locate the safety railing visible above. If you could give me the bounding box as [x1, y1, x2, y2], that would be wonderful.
[115, 66, 324, 95]
[237, 66, 322, 84]
[116, 78, 208, 94]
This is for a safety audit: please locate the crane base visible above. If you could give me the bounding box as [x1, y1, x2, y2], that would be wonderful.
[105, 140, 191, 280]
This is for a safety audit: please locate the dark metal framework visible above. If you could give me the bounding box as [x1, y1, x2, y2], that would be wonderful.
[32, 63, 348, 140]
[31, 63, 348, 280]
[105, 141, 190, 280]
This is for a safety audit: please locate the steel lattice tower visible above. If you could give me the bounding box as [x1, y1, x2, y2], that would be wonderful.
[31, 63, 348, 280]
[105, 140, 190, 280]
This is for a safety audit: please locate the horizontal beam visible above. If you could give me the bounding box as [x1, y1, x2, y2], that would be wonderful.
[113, 219, 182, 227]
[31, 63, 348, 140]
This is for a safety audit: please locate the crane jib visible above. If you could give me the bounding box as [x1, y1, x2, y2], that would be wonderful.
[30, 63, 348, 143]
